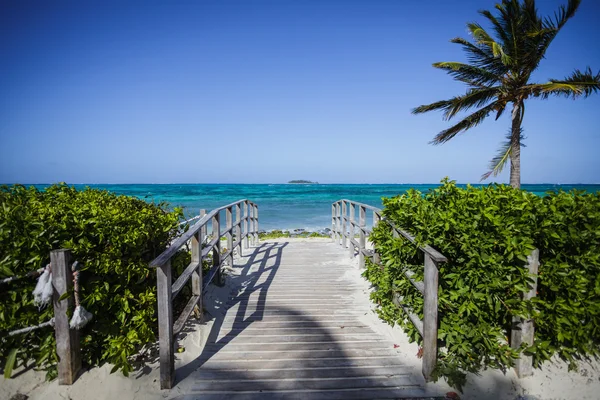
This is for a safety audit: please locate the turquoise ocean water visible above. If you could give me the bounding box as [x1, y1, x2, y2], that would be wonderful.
[56, 183, 600, 232]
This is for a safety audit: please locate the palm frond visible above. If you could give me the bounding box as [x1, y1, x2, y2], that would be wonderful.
[430, 101, 500, 144]
[480, 129, 526, 181]
[450, 37, 508, 76]
[413, 86, 501, 121]
[432, 62, 501, 87]
[526, 67, 600, 99]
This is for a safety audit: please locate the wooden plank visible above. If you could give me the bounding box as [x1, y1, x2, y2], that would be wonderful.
[172, 260, 201, 298]
[512, 248, 539, 378]
[392, 292, 424, 336]
[348, 203, 355, 258]
[331, 203, 336, 241]
[156, 259, 174, 389]
[254, 204, 259, 244]
[373, 213, 381, 264]
[191, 230, 202, 298]
[51, 249, 81, 385]
[226, 206, 233, 267]
[422, 254, 439, 381]
[201, 236, 220, 258]
[358, 206, 366, 268]
[404, 269, 424, 294]
[243, 201, 249, 249]
[235, 203, 242, 257]
[200, 209, 207, 242]
[342, 201, 347, 248]
[212, 212, 224, 286]
[336, 202, 341, 245]
[173, 295, 201, 335]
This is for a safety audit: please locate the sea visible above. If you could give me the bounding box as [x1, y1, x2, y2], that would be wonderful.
[51, 183, 600, 232]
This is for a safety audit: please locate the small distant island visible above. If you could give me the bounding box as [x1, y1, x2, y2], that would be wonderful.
[288, 180, 319, 184]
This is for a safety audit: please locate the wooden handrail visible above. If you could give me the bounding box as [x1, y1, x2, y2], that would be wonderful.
[152, 199, 258, 389]
[332, 199, 446, 382]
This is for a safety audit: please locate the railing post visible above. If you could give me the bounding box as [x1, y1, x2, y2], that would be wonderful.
[235, 203, 242, 257]
[248, 203, 254, 246]
[156, 259, 174, 389]
[331, 203, 336, 242]
[422, 254, 439, 381]
[226, 206, 233, 267]
[51, 249, 81, 385]
[212, 212, 224, 286]
[358, 206, 366, 268]
[348, 203, 355, 258]
[243, 201, 249, 249]
[336, 202, 341, 245]
[511, 248, 539, 377]
[373, 212, 381, 264]
[254, 204, 259, 243]
[200, 209, 207, 243]
[191, 230, 203, 323]
[342, 201, 347, 249]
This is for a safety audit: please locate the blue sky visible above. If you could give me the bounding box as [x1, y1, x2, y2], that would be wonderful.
[1, 0, 599, 184]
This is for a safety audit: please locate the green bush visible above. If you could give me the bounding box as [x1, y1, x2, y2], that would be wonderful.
[364, 179, 600, 389]
[0, 184, 183, 379]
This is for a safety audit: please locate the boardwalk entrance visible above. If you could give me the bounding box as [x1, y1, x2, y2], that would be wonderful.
[173, 239, 443, 399]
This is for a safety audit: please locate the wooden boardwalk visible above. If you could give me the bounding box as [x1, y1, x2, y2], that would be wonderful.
[174, 240, 443, 400]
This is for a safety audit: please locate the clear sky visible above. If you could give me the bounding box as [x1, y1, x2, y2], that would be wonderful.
[1, 0, 599, 184]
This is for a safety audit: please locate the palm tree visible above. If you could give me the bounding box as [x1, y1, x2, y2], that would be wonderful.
[412, 0, 600, 188]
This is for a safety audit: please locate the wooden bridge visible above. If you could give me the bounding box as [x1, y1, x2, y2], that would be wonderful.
[150, 200, 447, 399]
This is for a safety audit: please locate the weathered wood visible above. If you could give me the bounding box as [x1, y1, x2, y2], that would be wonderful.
[254, 204, 259, 244]
[235, 203, 242, 257]
[422, 254, 439, 381]
[149, 202, 245, 268]
[243, 201, 249, 249]
[348, 203, 355, 258]
[172, 260, 201, 298]
[157, 259, 174, 389]
[358, 206, 366, 268]
[331, 204, 336, 241]
[191, 231, 202, 298]
[336, 202, 341, 245]
[173, 295, 201, 335]
[212, 212, 224, 286]
[373, 212, 381, 264]
[200, 209, 207, 242]
[226, 206, 233, 267]
[512, 248, 539, 378]
[404, 269, 424, 294]
[51, 249, 81, 385]
[393, 292, 424, 336]
[342, 201, 347, 248]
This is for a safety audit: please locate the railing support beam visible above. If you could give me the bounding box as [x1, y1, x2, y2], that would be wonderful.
[422, 254, 439, 381]
[156, 259, 174, 389]
[51, 249, 81, 385]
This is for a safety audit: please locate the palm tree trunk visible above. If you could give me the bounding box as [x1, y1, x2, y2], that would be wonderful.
[509, 101, 523, 189]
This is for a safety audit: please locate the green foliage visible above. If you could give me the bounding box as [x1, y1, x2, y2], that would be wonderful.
[0, 184, 183, 379]
[364, 179, 600, 389]
[258, 230, 329, 239]
[259, 230, 291, 239]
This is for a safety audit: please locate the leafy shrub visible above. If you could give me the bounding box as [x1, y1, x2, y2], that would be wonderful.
[365, 179, 600, 389]
[0, 184, 183, 378]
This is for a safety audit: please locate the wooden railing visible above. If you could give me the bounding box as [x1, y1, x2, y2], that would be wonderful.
[331, 199, 447, 381]
[1, 249, 81, 385]
[149, 199, 258, 389]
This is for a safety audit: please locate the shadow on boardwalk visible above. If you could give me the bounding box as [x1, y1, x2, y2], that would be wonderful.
[172, 240, 440, 399]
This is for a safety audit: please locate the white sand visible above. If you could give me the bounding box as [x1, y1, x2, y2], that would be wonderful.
[2, 237, 599, 400]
